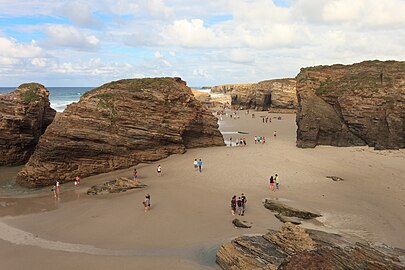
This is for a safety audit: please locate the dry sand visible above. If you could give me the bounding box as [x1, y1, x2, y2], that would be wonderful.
[1, 110, 404, 269]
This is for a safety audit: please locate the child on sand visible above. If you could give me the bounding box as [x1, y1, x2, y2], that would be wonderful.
[274, 131, 277, 137]
[157, 165, 162, 176]
[143, 194, 151, 212]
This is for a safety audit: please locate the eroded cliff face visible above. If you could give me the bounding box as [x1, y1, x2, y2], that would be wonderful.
[230, 79, 297, 110]
[216, 223, 405, 270]
[211, 83, 254, 94]
[0, 83, 56, 165]
[296, 60, 405, 150]
[16, 78, 224, 187]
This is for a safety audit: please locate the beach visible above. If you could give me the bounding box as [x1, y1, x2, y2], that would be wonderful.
[1, 110, 404, 269]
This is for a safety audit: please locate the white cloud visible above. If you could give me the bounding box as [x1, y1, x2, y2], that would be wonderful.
[43, 25, 100, 51]
[62, 1, 102, 28]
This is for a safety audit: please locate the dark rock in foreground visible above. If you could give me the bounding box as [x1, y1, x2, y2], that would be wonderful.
[216, 223, 405, 270]
[17, 77, 224, 187]
[232, 219, 252, 228]
[0, 83, 56, 165]
[296, 60, 405, 150]
[326, 176, 344, 181]
[87, 177, 146, 195]
[263, 199, 321, 220]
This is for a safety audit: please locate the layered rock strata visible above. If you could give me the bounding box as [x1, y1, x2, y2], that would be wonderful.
[296, 60, 405, 149]
[216, 223, 405, 270]
[0, 83, 56, 165]
[17, 77, 224, 187]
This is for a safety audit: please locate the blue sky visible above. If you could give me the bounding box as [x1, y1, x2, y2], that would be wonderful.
[0, 0, 404, 87]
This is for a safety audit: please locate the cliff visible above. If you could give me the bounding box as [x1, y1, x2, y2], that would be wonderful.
[231, 79, 297, 110]
[16, 78, 224, 187]
[296, 60, 405, 150]
[216, 223, 405, 270]
[211, 83, 254, 94]
[0, 83, 56, 165]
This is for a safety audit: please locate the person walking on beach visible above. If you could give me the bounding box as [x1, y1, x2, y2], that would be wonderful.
[241, 193, 247, 216]
[53, 180, 60, 198]
[254, 136, 257, 144]
[197, 159, 203, 172]
[262, 136, 266, 144]
[157, 165, 162, 176]
[133, 169, 139, 185]
[194, 159, 198, 170]
[243, 138, 247, 146]
[75, 175, 80, 186]
[143, 194, 151, 212]
[229, 137, 233, 147]
[275, 174, 280, 190]
[237, 197, 243, 215]
[274, 131, 277, 138]
[269, 176, 275, 191]
[231, 195, 237, 216]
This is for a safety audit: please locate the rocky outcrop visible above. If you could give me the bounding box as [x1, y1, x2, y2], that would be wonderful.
[231, 79, 297, 110]
[211, 83, 254, 94]
[16, 77, 224, 187]
[0, 83, 56, 165]
[216, 223, 405, 270]
[296, 60, 405, 150]
[192, 90, 231, 108]
[264, 199, 321, 220]
[232, 219, 252, 228]
[211, 79, 297, 110]
[87, 177, 147, 195]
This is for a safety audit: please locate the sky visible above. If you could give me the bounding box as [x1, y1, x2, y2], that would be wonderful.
[0, 0, 404, 87]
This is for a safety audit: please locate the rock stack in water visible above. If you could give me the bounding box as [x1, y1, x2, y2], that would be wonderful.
[0, 83, 56, 165]
[16, 77, 224, 187]
[296, 60, 405, 150]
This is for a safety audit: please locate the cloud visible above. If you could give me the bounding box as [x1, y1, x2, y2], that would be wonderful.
[43, 25, 100, 51]
[62, 1, 103, 28]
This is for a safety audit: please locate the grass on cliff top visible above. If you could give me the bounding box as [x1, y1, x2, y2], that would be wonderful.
[301, 60, 405, 73]
[82, 77, 180, 98]
[18, 83, 44, 103]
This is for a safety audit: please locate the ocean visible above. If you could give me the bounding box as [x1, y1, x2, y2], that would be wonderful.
[0, 87, 93, 112]
[0, 86, 210, 112]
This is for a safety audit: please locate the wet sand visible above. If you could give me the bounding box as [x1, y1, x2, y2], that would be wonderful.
[1, 110, 404, 269]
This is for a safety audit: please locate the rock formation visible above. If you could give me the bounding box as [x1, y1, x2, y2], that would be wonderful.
[211, 79, 297, 110]
[0, 83, 56, 165]
[211, 83, 254, 94]
[17, 77, 224, 187]
[87, 177, 147, 195]
[231, 79, 297, 110]
[296, 60, 405, 150]
[216, 223, 405, 270]
[263, 199, 321, 220]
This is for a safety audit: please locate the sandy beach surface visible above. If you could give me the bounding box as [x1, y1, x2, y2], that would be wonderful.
[1, 110, 404, 269]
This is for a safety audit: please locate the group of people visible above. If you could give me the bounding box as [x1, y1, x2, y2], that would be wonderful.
[254, 136, 266, 144]
[262, 116, 272, 123]
[193, 159, 203, 172]
[230, 193, 248, 216]
[229, 137, 247, 147]
[52, 175, 81, 198]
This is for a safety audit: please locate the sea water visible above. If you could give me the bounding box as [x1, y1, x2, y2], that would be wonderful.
[0, 87, 93, 112]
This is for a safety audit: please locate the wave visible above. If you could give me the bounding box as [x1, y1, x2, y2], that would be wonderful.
[50, 100, 79, 112]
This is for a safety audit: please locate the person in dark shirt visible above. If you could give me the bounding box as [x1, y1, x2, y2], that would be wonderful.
[241, 193, 247, 216]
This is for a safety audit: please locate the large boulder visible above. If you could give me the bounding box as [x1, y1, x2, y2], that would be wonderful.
[0, 83, 56, 165]
[16, 77, 224, 187]
[296, 60, 405, 150]
[216, 223, 405, 270]
[230, 79, 297, 110]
